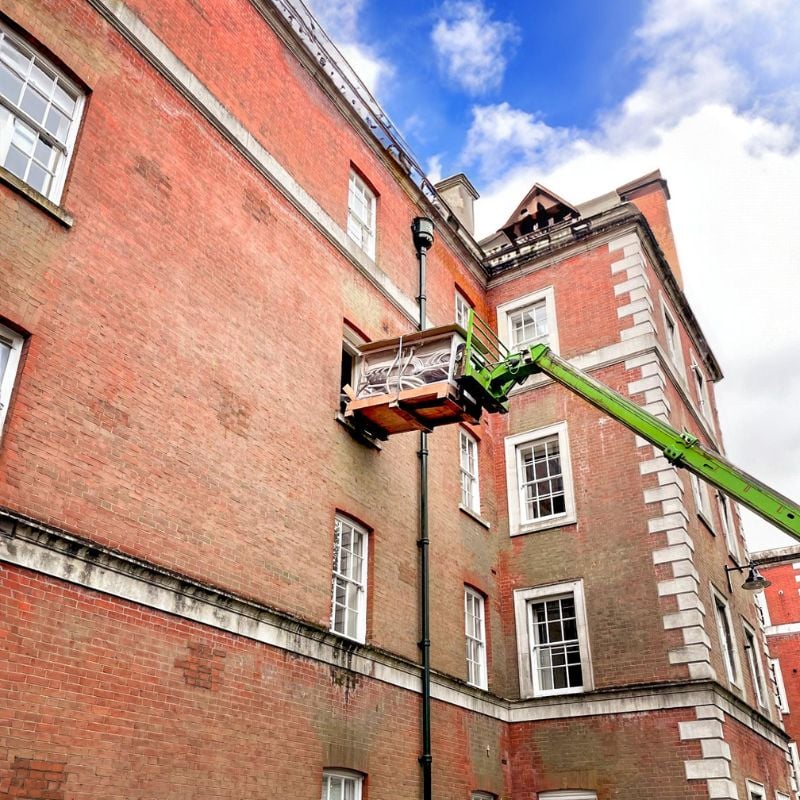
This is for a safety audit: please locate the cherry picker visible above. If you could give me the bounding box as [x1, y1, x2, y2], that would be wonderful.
[345, 310, 800, 541]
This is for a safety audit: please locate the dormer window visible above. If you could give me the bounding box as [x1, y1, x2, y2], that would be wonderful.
[500, 184, 579, 243]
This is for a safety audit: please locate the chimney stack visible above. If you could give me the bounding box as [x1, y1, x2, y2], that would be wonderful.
[435, 173, 479, 237]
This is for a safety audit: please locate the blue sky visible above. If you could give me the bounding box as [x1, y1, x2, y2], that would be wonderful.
[309, 0, 800, 552]
[355, 1, 647, 159]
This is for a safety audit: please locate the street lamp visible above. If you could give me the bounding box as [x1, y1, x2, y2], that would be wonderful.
[724, 562, 771, 592]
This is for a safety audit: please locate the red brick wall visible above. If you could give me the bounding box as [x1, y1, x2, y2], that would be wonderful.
[762, 563, 800, 627]
[0, 562, 511, 799]
[624, 182, 684, 288]
[725, 712, 793, 797]
[761, 562, 800, 746]
[0, 0, 500, 681]
[509, 710, 707, 800]
[487, 244, 624, 361]
[0, 1, 789, 796]
[768, 632, 800, 746]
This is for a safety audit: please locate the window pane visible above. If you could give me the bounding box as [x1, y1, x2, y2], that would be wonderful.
[27, 161, 50, 194]
[347, 607, 358, 639]
[29, 61, 55, 95]
[519, 436, 565, 521]
[20, 85, 48, 123]
[4, 144, 28, 179]
[530, 594, 583, 693]
[44, 105, 69, 141]
[52, 82, 76, 115]
[347, 172, 376, 257]
[0, 340, 10, 381]
[0, 62, 23, 104]
[510, 301, 547, 348]
[33, 136, 55, 167]
[465, 589, 486, 688]
[715, 597, 737, 681]
[331, 516, 367, 640]
[0, 26, 83, 202]
[339, 545, 351, 576]
[0, 37, 30, 75]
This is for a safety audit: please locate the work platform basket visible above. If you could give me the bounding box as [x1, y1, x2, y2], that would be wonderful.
[344, 317, 508, 438]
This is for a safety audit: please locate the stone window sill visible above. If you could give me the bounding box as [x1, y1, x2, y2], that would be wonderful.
[459, 505, 491, 529]
[0, 166, 73, 228]
[335, 412, 382, 450]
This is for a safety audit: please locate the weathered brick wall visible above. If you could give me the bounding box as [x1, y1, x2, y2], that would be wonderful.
[0, 0, 499, 682]
[762, 562, 800, 627]
[0, 1, 791, 796]
[0, 562, 511, 799]
[488, 243, 624, 361]
[724, 713, 793, 797]
[767, 631, 800, 745]
[509, 711, 708, 800]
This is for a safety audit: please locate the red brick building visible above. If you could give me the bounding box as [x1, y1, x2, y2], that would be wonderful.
[0, 1, 793, 798]
[754, 548, 800, 798]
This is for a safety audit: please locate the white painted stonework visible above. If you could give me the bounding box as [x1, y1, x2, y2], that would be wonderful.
[0, 509, 790, 751]
[680, 706, 738, 799]
[610, 234, 732, 800]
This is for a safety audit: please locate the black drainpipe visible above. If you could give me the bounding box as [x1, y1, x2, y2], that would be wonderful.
[411, 216, 435, 800]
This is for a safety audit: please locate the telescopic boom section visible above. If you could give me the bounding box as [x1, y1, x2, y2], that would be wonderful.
[459, 312, 800, 541]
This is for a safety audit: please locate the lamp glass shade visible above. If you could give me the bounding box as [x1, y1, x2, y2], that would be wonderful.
[742, 565, 771, 591]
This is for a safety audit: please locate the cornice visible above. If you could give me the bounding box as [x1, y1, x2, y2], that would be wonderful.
[0, 506, 787, 744]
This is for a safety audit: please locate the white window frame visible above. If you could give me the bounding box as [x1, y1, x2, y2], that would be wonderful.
[513, 580, 592, 698]
[497, 287, 559, 354]
[321, 770, 363, 800]
[460, 428, 480, 514]
[660, 298, 685, 377]
[0, 21, 85, 204]
[347, 170, 376, 259]
[718, 492, 740, 560]
[455, 289, 472, 329]
[505, 422, 576, 536]
[771, 657, 790, 713]
[0, 322, 23, 435]
[743, 620, 768, 711]
[690, 473, 714, 531]
[747, 780, 766, 800]
[330, 514, 368, 644]
[776, 791, 791, 800]
[690, 350, 713, 426]
[464, 587, 488, 690]
[787, 742, 800, 795]
[339, 325, 364, 414]
[538, 793, 597, 800]
[711, 586, 741, 687]
[754, 591, 771, 628]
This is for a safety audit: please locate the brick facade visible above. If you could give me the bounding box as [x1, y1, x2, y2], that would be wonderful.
[0, 0, 792, 798]
[758, 555, 800, 796]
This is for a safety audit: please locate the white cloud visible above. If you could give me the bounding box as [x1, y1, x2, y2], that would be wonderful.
[464, 0, 800, 552]
[462, 103, 573, 177]
[309, 0, 364, 41]
[431, 1, 519, 95]
[337, 43, 394, 97]
[306, 0, 394, 97]
[426, 154, 444, 184]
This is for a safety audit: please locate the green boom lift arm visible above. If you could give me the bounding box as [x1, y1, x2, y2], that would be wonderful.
[458, 310, 800, 540]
